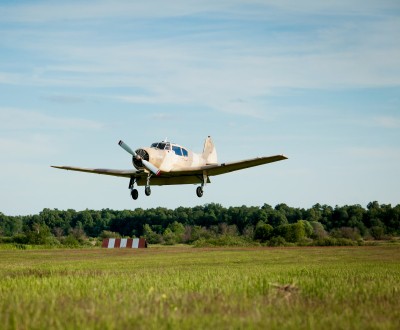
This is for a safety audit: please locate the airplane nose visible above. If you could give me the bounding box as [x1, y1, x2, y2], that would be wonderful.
[132, 148, 149, 169]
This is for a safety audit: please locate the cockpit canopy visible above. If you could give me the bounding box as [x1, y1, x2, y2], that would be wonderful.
[151, 142, 170, 150]
[151, 141, 188, 157]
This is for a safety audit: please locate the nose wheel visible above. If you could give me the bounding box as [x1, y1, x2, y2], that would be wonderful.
[145, 186, 151, 196]
[129, 175, 153, 200]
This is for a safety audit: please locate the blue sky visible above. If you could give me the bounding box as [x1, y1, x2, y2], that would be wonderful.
[1, 1, 399, 215]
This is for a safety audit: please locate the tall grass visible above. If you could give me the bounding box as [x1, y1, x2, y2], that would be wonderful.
[0, 246, 399, 329]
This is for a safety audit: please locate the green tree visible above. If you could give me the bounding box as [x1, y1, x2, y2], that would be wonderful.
[310, 221, 328, 239]
[0, 213, 23, 236]
[143, 224, 161, 244]
[167, 221, 185, 242]
[370, 226, 385, 240]
[162, 228, 177, 245]
[298, 220, 313, 237]
[274, 222, 306, 243]
[26, 223, 53, 245]
[254, 221, 273, 242]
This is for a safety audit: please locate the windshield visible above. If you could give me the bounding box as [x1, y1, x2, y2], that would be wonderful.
[151, 142, 170, 150]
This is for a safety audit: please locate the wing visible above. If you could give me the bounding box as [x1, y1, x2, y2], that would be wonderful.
[208, 154, 288, 176]
[51, 166, 142, 178]
[52, 154, 287, 186]
[145, 154, 288, 185]
[169, 155, 288, 176]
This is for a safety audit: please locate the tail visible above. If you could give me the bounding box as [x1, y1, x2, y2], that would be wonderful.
[202, 136, 218, 164]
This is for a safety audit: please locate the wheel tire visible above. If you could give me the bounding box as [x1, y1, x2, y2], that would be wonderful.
[196, 186, 203, 198]
[145, 186, 151, 196]
[131, 189, 139, 200]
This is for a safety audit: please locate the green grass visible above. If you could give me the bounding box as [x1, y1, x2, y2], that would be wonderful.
[0, 246, 399, 329]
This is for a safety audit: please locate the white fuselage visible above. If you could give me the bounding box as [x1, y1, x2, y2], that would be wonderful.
[139, 146, 205, 173]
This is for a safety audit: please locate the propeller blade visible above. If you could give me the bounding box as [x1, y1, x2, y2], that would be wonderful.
[142, 159, 161, 176]
[119, 140, 160, 175]
[118, 140, 136, 157]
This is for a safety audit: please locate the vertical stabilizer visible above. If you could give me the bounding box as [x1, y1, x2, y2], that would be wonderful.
[202, 136, 218, 164]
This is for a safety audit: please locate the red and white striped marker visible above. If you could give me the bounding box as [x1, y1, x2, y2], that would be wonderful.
[101, 238, 147, 248]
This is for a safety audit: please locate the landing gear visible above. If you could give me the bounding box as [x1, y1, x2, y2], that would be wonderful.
[129, 175, 152, 200]
[196, 171, 208, 198]
[196, 186, 203, 197]
[145, 173, 152, 197]
[129, 177, 139, 200]
[131, 189, 139, 200]
[145, 186, 151, 196]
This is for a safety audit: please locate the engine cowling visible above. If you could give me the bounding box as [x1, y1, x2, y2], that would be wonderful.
[132, 148, 149, 169]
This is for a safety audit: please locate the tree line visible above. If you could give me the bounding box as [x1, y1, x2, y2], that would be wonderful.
[0, 201, 399, 247]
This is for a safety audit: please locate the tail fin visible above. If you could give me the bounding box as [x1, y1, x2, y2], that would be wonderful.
[202, 136, 218, 164]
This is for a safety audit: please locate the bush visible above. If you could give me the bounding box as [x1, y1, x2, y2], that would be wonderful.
[162, 228, 177, 245]
[268, 236, 287, 247]
[370, 226, 385, 240]
[100, 230, 121, 239]
[314, 237, 357, 246]
[62, 235, 80, 247]
[273, 222, 306, 243]
[254, 222, 273, 242]
[12, 234, 29, 244]
[44, 236, 61, 247]
[330, 227, 361, 241]
[193, 235, 254, 247]
[0, 237, 13, 244]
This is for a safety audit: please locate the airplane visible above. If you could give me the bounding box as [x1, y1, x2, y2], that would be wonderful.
[52, 136, 288, 200]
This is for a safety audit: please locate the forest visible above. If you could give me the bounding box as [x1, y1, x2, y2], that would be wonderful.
[0, 201, 399, 247]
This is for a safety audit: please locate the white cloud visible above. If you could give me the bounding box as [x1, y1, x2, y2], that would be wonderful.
[345, 146, 400, 160]
[0, 108, 104, 131]
[0, 1, 398, 124]
[374, 116, 400, 129]
[0, 135, 56, 157]
[0, 1, 398, 23]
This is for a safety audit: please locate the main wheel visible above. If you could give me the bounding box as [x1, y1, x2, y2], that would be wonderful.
[131, 189, 139, 200]
[196, 186, 203, 197]
[145, 186, 151, 196]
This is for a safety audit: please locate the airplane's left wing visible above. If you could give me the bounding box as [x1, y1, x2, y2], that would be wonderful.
[168, 154, 288, 177]
[207, 154, 288, 176]
[51, 166, 141, 178]
[142, 154, 288, 186]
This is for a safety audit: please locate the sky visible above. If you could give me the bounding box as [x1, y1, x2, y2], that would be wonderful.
[1, 0, 399, 216]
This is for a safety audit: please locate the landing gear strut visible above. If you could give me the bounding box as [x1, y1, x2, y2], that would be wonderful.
[129, 175, 153, 201]
[196, 171, 208, 198]
[145, 173, 152, 196]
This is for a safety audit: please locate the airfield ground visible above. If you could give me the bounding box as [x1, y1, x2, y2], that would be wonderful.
[0, 246, 399, 329]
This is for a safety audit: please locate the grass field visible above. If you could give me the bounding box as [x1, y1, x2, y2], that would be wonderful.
[0, 246, 399, 329]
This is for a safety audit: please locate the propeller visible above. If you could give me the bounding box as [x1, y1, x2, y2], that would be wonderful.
[118, 140, 160, 176]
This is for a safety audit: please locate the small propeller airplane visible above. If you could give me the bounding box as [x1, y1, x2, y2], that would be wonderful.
[52, 136, 287, 200]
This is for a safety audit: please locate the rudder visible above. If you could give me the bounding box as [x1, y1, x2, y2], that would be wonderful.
[202, 136, 218, 164]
